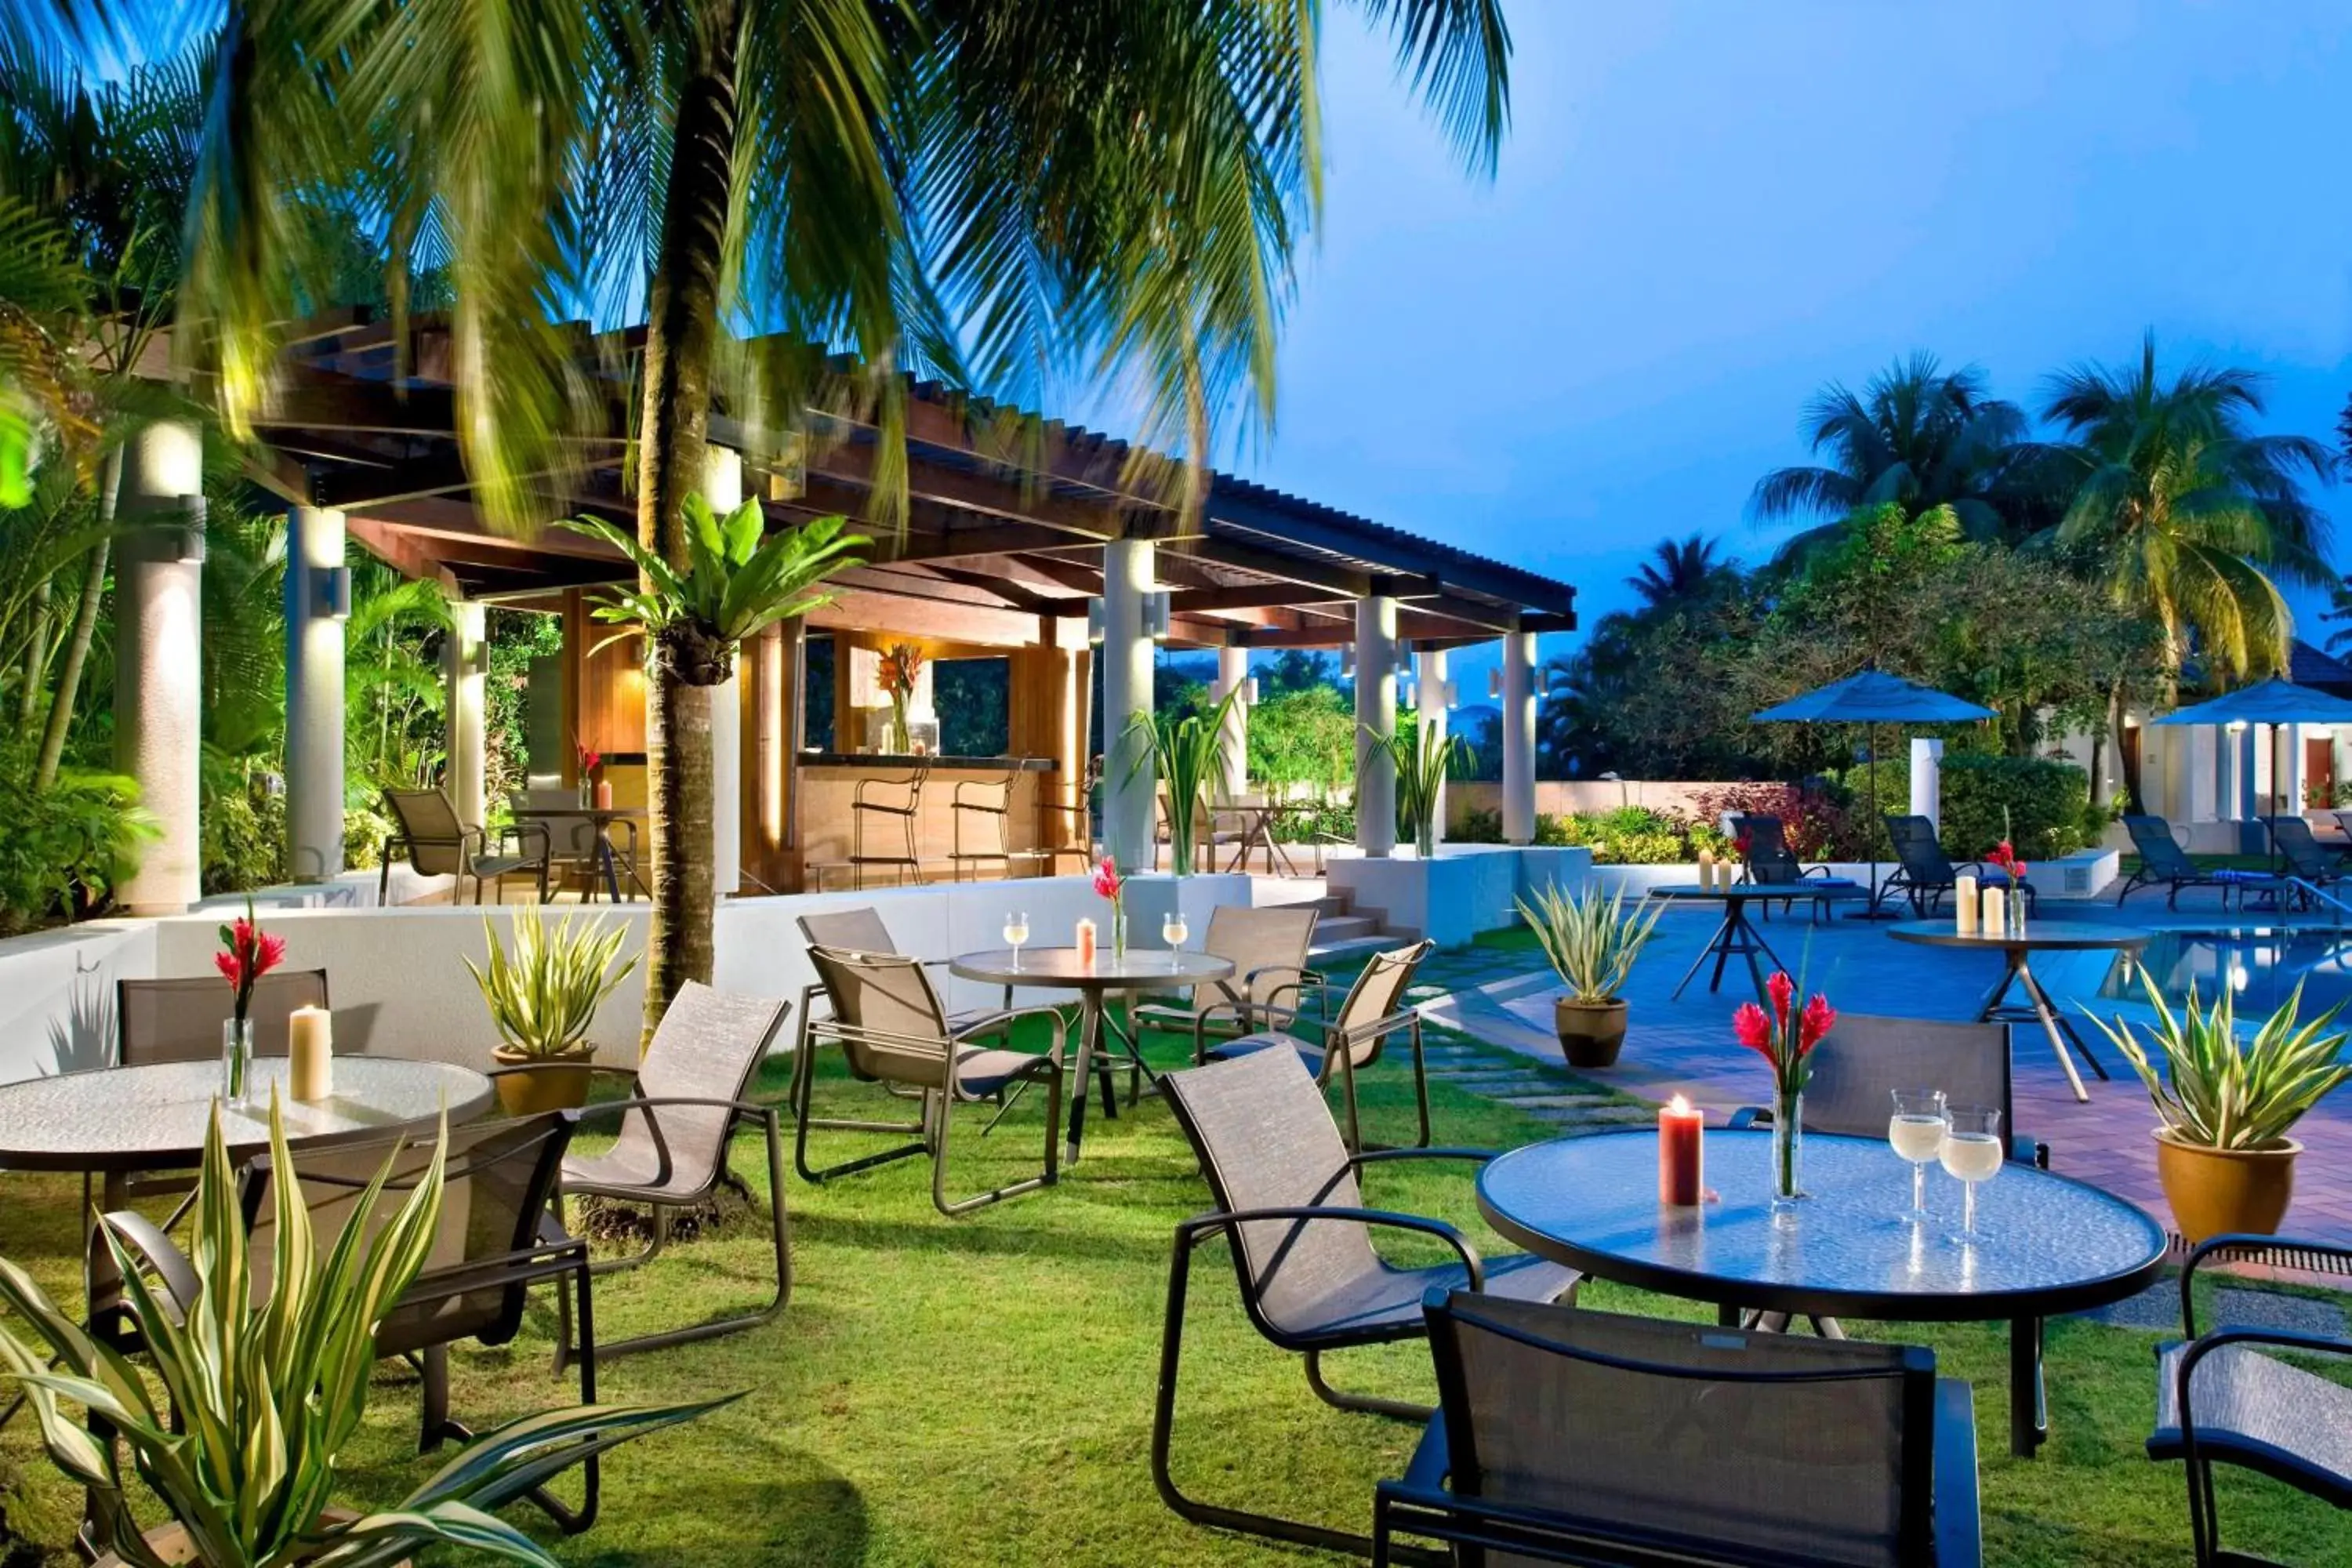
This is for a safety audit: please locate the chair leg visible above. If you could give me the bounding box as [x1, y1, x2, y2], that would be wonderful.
[1151, 1230, 1379, 1559]
[1408, 1016, 1432, 1150]
[931, 1062, 1062, 1216]
[789, 1033, 929, 1185]
[1304, 1348, 1432, 1421]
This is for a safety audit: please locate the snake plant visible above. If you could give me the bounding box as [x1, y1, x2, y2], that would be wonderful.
[0, 1098, 725, 1568]
[468, 906, 638, 1060]
[2083, 973, 2352, 1150]
[1123, 688, 1240, 876]
[1518, 883, 1664, 1004]
[1367, 722, 1467, 857]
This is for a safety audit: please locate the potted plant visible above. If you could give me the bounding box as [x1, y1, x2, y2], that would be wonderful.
[1369, 722, 1468, 858]
[1123, 688, 1239, 876]
[469, 907, 639, 1115]
[0, 1098, 721, 1567]
[2085, 975, 2352, 1244]
[1517, 883, 1665, 1069]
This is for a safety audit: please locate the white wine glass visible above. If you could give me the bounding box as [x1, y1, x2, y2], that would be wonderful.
[1004, 910, 1029, 971]
[1163, 909, 1189, 969]
[1938, 1105, 2004, 1243]
[1888, 1089, 1947, 1225]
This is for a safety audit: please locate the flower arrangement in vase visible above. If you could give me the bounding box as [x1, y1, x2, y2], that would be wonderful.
[1985, 808, 2027, 930]
[878, 642, 925, 753]
[1733, 971, 1835, 1206]
[575, 741, 601, 807]
[1091, 855, 1127, 960]
[214, 899, 287, 1105]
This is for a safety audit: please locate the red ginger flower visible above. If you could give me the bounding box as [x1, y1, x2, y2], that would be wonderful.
[1733, 1001, 1772, 1054]
[1091, 856, 1123, 901]
[1766, 969, 1794, 1029]
[1799, 993, 1836, 1053]
[216, 904, 285, 1022]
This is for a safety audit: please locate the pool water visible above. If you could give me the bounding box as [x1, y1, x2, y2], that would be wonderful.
[2081, 926, 2352, 1019]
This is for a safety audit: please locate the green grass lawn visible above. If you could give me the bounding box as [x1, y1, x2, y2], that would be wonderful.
[2, 1016, 2348, 1566]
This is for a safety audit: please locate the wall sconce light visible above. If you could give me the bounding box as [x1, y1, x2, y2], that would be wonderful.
[1086, 597, 1105, 644]
[314, 564, 353, 621]
[1146, 591, 1172, 642]
[2226, 719, 2249, 734]
[1341, 647, 1355, 677]
[1535, 668, 1552, 697]
[1244, 677, 1261, 704]
[171, 496, 209, 565]
[1443, 679, 1460, 709]
[1399, 677, 1417, 708]
[1488, 669, 1502, 700]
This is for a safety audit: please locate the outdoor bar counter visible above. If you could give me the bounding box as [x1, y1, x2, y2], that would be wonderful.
[797, 753, 1076, 882]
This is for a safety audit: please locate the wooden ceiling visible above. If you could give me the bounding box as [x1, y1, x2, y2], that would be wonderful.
[245, 314, 1577, 652]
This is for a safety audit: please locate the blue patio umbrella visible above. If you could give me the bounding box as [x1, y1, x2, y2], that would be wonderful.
[1753, 670, 1996, 917]
[2152, 678, 2352, 846]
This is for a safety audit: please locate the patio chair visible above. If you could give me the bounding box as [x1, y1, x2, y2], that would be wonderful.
[107, 1112, 604, 1532]
[1733, 1014, 2046, 1167]
[2148, 1233, 2352, 1567]
[1038, 754, 1102, 874]
[518, 784, 639, 900]
[2261, 815, 2351, 897]
[1373, 1291, 1980, 1567]
[2118, 815, 2283, 909]
[1882, 814, 2034, 919]
[1201, 938, 1437, 1151]
[1134, 905, 1326, 1062]
[379, 786, 551, 905]
[800, 946, 1066, 1215]
[116, 968, 329, 1066]
[1732, 812, 1854, 920]
[1152, 1049, 1581, 1558]
[547, 981, 793, 1362]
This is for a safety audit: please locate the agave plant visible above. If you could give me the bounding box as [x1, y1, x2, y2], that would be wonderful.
[1123, 688, 1240, 877]
[1517, 883, 1665, 1004]
[468, 907, 638, 1061]
[2084, 974, 2352, 1150]
[560, 495, 869, 688]
[0, 1099, 723, 1567]
[1367, 723, 1468, 858]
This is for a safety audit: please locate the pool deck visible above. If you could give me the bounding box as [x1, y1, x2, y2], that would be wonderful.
[1414, 893, 2352, 1250]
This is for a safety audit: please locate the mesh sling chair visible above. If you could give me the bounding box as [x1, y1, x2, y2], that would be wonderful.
[106, 1113, 605, 1533]
[379, 786, 551, 905]
[517, 785, 640, 901]
[546, 982, 793, 1363]
[1733, 812, 1853, 920]
[1882, 814, 2034, 919]
[1134, 904, 1326, 1064]
[1153, 1049, 1581, 1558]
[800, 946, 1067, 1215]
[1203, 938, 1437, 1151]
[2261, 815, 2351, 902]
[1374, 1291, 1980, 1568]
[2119, 815, 2285, 909]
[2149, 1233, 2352, 1568]
[117, 968, 330, 1065]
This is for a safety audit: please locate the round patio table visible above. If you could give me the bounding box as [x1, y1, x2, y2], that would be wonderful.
[1887, 920, 2148, 1103]
[514, 803, 648, 902]
[1477, 1127, 2167, 1459]
[1648, 883, 1870, 1002]
[949, 947, 1233, 1163]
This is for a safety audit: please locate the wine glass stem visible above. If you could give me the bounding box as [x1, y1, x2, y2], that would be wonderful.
[1912, 1162, 1926, 1218]
[1963, 1180, 1977, 1237]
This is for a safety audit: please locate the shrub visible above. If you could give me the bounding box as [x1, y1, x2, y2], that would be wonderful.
[1940, 754, 2089, 860]
[1453, 806, 1504, 844]
[1685, 782, 1861, 860]
[1536, 808, 1691, 864]
[0, 757, 156, 934]
[1272, 800, 1356, 843]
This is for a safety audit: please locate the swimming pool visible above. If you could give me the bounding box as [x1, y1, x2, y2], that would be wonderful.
[2078, 926, 2352, 1018]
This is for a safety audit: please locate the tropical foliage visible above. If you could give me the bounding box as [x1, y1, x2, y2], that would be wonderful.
[2086, 976, 2352, 1151]
[1124, 688, 1240, 875]
[1517, 882, 1664, 1002]
[1372, 720, 1467, 856]
[469, 907, 638, 1062]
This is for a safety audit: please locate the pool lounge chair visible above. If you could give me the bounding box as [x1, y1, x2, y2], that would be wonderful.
[1731, 812, 1857, 920]
[1882, 815, 2035, 919]
[2118, 815, 2287, 909]
[2260, 815, 2351, 905]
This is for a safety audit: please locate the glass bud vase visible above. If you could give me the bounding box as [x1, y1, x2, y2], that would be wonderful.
[1769, 1087, 1805, 1208]
[1112, 906, 1128, 961]
[222, 1017, 255, 1107]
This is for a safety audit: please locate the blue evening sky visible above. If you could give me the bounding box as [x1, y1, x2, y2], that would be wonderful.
[1176, 1, 2352, 691]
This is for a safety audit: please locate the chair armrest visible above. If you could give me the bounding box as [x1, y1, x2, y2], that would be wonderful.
[2180, 1234, 2352, 1336]
[566, 1092, 775, 1188]
[97, 1210, 200, 1317]
[1398, 1411, 1450, 1493]
[1932, 1378, 1981, 1568]
[2175, 1325, 2352, 1450]
[949, 1005, 1068, 1062]
[1175, 1203, 1484, 1290]
[2012, 1133, 2049, 1168]
[1729, 1105, 1766, 1130]
[500, 821, 551, 859]
[1345, 1146, 1499, 1170]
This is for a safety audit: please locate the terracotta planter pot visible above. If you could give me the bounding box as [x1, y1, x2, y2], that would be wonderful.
[2154, 1128, 2300, 1246]
[492, 1047, 597, 1116]
[1555, 997, 1628, 1069]
[97, 1512, 407, 1566]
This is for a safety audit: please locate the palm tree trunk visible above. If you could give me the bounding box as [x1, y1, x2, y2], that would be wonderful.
[34, 537, 109, 790]
[18, 578, 51, 725]
[633, 2, 742, 1047]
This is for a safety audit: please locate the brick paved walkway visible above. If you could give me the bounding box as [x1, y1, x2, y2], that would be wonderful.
[1405, 900, 2352, 1248]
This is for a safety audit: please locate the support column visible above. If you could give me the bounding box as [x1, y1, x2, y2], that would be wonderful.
[1909, 737, 1944, 832]
[1355, 596, 1399, 856]
[1501, 630, 1538, 845]
[285, 504, 347, 882]
[704, 446, 743, 896]
[1214, 644, 1250, 803]
[1416, 648, 1450, 847]
[443, 597, 487, 831]
[114, 421, 207, 914]
[1100, 538, 1156, 873]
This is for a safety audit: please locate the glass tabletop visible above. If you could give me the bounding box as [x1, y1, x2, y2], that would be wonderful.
[948, 946, 1236, 990]
[1888, 920, 2150, 952]
[1477, 1129, 2165, 1320]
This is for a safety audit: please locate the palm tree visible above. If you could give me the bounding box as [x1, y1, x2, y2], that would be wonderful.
[175, 1, 1515, 1040]
[2027, 332, 2336, 805]
[1750, 353, 2028, 559]
[1627, 532, 1733, 610]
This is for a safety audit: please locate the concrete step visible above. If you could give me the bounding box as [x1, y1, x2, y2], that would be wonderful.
[1309, 933, 1392, 963]
[1313, 914, 1381, 944]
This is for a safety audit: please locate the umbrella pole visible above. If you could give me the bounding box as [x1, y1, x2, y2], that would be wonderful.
[1848, 718, 1898, 920]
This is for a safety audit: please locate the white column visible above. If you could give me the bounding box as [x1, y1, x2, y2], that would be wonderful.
[1354, 596, 1399, 856]
[1416, 647, 1450, 847]
[114, 420, 206, 915]
[1501, 630, 1538, 845]
[1908, 737, 1943, 831]
[2285, 724, 2307, 818]
[285, 504, 347, 883]
[443, 597, 488, 830]
[704, 445, 743, 895]
[1100, 538, 1156, 872]
[1214, 644, 1250, 803]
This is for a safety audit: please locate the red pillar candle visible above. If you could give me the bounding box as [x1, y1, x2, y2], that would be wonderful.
[1659, 1094, 1704, 1206]
[1075, 918, 1098, 967]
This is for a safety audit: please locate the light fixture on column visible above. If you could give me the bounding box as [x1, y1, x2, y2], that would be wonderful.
[1341, 647, 1354, 677]
[1244, 676, 1260, 704]
[1146, 590, 1172, 641]
[171, 495, 209, 564]
[1488, 669, 1501, 700]
[314, 565, 353, 620]
[1399, 675, 1417, 708]
[1443, 679, 1460, 709]
[1535, 668, 1552, 697]
[1086, 597, 1105, 644]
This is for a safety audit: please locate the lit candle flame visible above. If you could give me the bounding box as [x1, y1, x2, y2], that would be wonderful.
[1668, 1094, 1692, 1115]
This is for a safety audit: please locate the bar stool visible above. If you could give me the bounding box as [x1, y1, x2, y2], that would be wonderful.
[851, 760, 929, 887]
[1040, 755, 1101, 873]
[950, 771, 1015, 882]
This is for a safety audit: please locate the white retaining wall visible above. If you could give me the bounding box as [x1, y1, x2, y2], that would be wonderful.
[1328, 846, 1594, 948]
